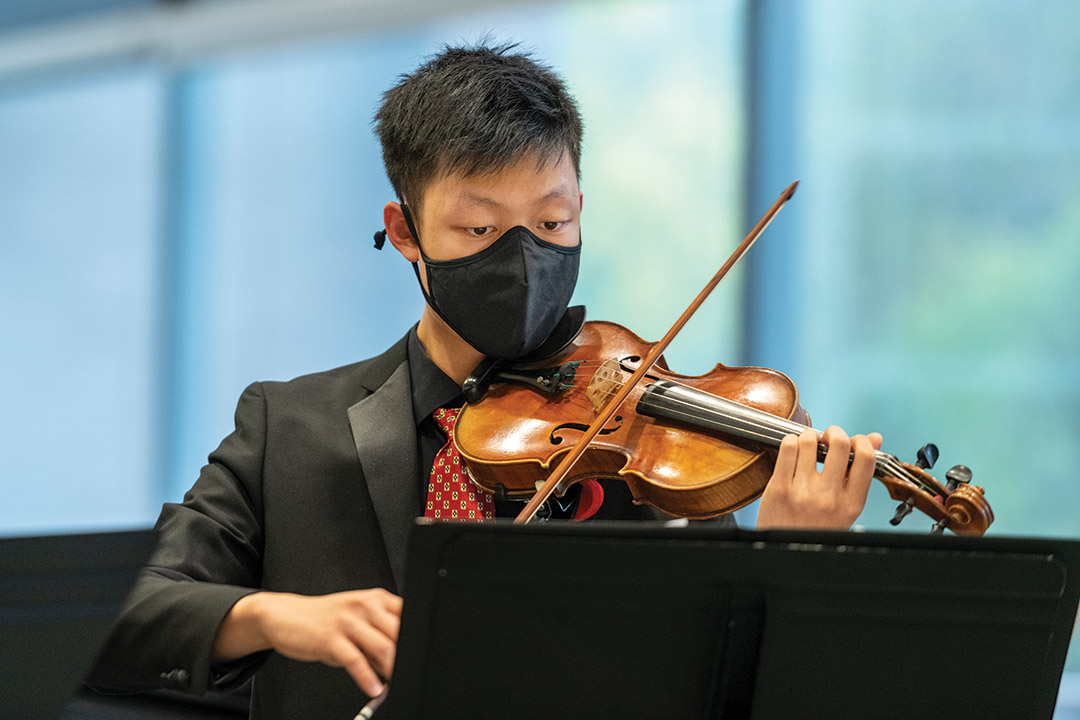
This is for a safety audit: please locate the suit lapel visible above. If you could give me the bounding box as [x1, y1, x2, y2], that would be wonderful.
[347, 357, 419, 592]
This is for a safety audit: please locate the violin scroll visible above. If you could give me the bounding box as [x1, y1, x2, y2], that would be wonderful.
[879, 455, 993, 536]
[942, 484, 994, 536]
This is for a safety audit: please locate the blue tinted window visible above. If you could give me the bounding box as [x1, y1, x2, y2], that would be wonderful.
[0, 66, 165, 534]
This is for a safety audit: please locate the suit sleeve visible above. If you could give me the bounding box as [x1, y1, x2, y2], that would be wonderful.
[87, 383, 271, 695]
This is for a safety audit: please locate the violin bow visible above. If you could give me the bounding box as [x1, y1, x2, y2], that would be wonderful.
[515, 181, 800, 524]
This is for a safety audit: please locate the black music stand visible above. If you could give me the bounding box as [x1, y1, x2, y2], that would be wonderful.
[380, 520, 1080, 720]
[0, 529, 155, 720]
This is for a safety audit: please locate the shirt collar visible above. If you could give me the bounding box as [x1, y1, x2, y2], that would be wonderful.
[407, 324, 464, 425]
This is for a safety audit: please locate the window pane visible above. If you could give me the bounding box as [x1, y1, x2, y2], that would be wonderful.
[0, 66, 165, 535]
[747, 0, 1080, 680]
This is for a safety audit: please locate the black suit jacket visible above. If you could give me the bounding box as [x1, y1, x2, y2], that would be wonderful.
[90, 333, 422, 719]
[89, 332, 734, 719]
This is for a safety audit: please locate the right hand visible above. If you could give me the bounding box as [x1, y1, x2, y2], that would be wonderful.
[214, 588, 402, 697]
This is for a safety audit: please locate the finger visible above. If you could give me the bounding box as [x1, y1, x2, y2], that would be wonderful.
[364, 587, 404, 610]
[847, 434, 876, 502]
[867, 432, 883, 450]
[365, 602, 402, 644]
[794, 428, 821, 480]
[343, 618, 398, 682]
[380, 590, 405, 614]
[341, 589, 403, 642]
[819, 426, 852, 485]
[372, 591, 404, 640]
[327, 635, 385, 698]
[771, 433, 800, 487]
[348, 587, 403, 615]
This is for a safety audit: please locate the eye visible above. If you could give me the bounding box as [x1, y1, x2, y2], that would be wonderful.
[468, 227, 492, 236]
[541, 221, 566, 232]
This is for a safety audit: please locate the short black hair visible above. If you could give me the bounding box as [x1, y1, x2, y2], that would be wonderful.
[374, 41, 584, 214]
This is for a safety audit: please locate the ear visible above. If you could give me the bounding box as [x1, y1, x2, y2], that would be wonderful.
[383, 201, 420, 263]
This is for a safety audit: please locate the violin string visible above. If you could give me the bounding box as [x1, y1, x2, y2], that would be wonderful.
[631, 391, 934, 494]
[583, 366, 792, 444]
[573, 368, 794, 449]
[569, 398, 932, 497]
[567, 365, 934, 495]
[516, 360, 933, 494]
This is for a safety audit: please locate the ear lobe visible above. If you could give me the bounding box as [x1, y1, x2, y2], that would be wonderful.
[382, 201, 420, 262]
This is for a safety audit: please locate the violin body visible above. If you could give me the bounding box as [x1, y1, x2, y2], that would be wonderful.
[455, 320, 810, 518]
[456, 319, 994, 533]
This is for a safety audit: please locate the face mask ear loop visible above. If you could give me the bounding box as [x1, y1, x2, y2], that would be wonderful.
[400, 203, 425, 256]
[401, 203, 430, 290]
[401, 203, 468, 346]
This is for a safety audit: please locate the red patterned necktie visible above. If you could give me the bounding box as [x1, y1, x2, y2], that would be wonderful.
[424, 407, 496, 520]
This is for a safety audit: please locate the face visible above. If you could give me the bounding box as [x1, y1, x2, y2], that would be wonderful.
[390, 150, 582, 270]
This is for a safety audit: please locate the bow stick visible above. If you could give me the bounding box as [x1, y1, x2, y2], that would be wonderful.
[515, 181, 800, 524]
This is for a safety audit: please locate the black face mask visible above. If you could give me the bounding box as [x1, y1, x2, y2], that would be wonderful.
[396, 205, 581, 360]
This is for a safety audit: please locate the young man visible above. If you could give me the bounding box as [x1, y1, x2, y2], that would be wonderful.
[90, 43, 881, 720]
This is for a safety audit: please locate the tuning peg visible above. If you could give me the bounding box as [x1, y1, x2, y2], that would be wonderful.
[890, 497, 916, 526]
[916, 443, 939, 470]
[945, 465, 973, 492]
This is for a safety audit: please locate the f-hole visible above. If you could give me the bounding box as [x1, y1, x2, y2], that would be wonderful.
[550, 416, 624, 445]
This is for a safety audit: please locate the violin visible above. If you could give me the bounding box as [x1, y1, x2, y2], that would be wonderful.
[454, 181, 994, 535]
[454, 318, 994, 534]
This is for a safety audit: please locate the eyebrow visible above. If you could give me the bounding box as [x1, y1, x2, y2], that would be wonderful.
[454, 183, 577, 209]
[457, 192, 498, 208]
[539, 185, 578, 203]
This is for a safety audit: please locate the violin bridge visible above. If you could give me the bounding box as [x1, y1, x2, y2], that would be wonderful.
[586, 359, 624, 415]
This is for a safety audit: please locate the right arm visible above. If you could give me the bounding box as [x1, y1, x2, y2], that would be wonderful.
[213, 588, 401, 698]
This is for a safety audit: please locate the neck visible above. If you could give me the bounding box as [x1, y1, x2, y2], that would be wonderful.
[416, 305, 484, 386]
[639, 380, 900, 479]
